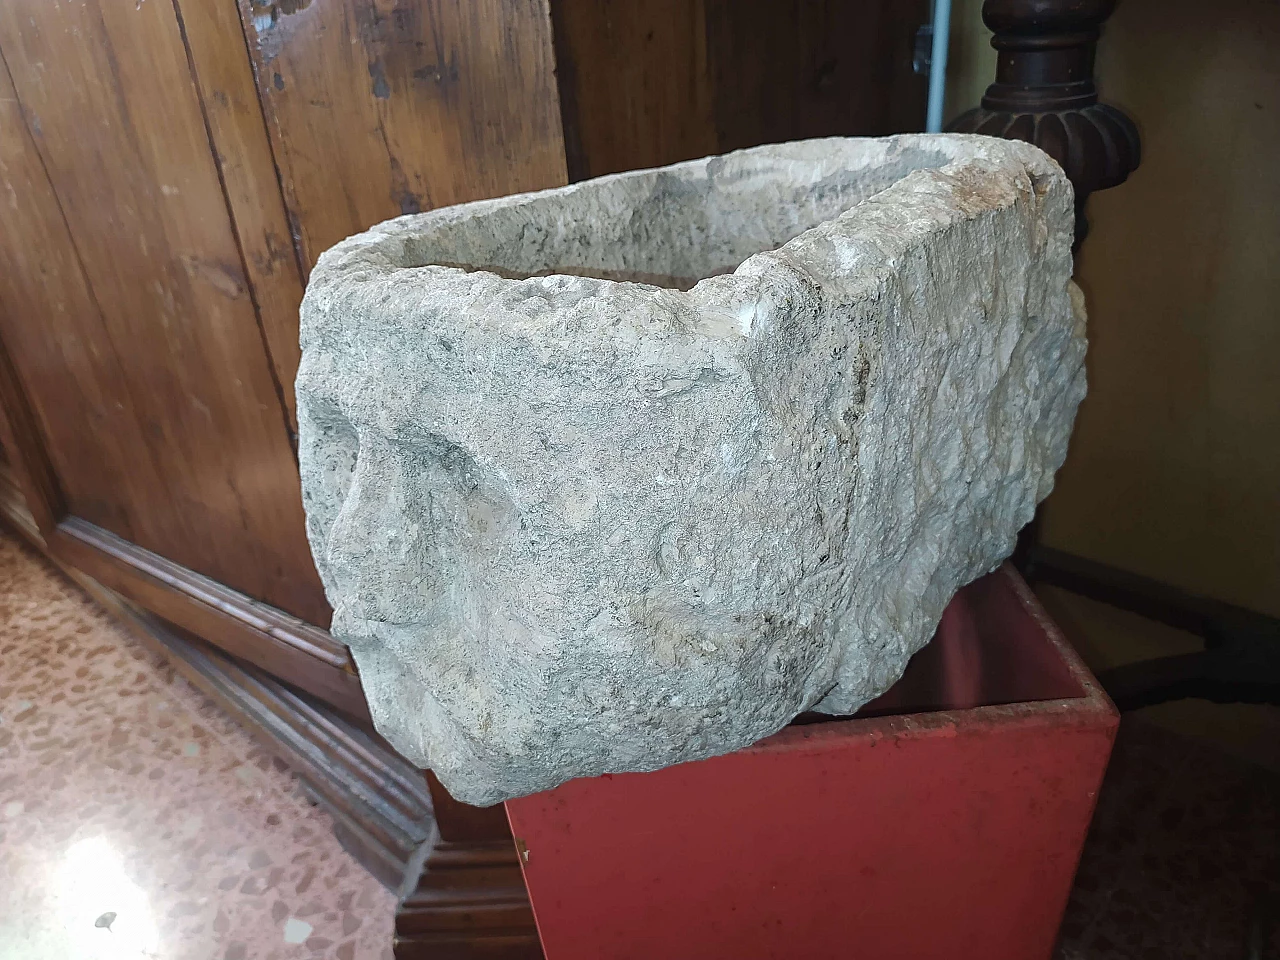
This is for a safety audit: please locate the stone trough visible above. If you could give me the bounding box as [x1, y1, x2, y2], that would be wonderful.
[296, 134, 1086, 805]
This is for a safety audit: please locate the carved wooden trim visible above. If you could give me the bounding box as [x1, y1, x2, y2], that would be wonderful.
[394, 838, 543, 960]
[392, 773, 542, 958]
[48, 516, 371, 723]
[947, 0, 1140, 243]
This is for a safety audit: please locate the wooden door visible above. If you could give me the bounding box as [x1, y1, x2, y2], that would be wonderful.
[0, 0, 362, 711]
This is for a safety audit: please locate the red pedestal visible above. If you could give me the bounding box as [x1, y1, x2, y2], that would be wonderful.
[505, 565, 1118, 960]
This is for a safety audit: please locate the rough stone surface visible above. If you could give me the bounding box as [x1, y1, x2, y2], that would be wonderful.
[297, 135, 1086, 805]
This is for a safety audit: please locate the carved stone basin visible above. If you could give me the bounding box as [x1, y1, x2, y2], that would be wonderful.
[296, 135, 1085, 804]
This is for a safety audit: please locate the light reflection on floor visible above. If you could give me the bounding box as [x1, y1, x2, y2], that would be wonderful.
[54, 836, 160, 958]
[0, 534, 396, 960]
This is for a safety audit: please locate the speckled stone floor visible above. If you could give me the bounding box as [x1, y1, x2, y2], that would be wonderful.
[1055, 719, 1279, 960]
[0, 533, 396, 960]
[1, 529, 1277, 960]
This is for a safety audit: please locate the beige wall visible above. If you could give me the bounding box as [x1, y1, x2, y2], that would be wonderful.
[942, 0, 993, 126]
[946, 0, 1280, 618]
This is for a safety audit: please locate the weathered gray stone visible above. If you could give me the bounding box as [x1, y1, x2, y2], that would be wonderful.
[297, 135, 1086, 805]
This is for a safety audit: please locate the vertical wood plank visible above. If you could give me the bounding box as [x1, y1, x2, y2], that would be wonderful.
[174, 0, 309, 432]
[0, 47, 146, 542]
[549, 0, 716, 180]
[703, 0, 931, 152]
[0, 337, 61, 540]
[240, 0, 569, 271]
[549, 0, 931, 181]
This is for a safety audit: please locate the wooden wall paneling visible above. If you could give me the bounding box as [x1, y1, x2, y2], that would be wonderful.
[172, 0, 310, 432]
[395, 773, 542, 960]
[0, 293, 360, 719]
[0, 338, 59, 543]
[0, 0, 329, 624]
[2, 11, 353, 712]
[0, 468, 43, 548]
[0, 50, 131, 539]
[238, 0, 570, 272]
[548, 0, 717, 181]
[549, 0, 932, 182]
[0, 389, 52, 547]
[703, 0, 931, 152]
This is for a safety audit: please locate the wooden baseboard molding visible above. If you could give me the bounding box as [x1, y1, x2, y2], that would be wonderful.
[49, 515, 371, 724]
[395, 840, 543, 960]
[392, 774, 542, 959]
[145, 616, 436, 889]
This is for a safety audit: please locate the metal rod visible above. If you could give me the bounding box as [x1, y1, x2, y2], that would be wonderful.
[926, 0, 952, 132]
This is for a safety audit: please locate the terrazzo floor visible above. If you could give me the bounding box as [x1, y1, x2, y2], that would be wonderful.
[2, 529, 1277, 960]
[1056, 720, 1279, 960]
[0, 534, 397, 960]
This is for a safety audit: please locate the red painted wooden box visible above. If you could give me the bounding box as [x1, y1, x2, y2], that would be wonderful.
[505, 565, 1117, 960]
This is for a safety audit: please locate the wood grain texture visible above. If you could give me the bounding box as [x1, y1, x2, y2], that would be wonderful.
[393, 772, 541, 959]
[0, 50, 116, 538]
[704, 0, 930, 151]
[550, 0, 931, 180]
[173, 0, 309, 432]
[395, 839, 543, 960]
[0, 458, 45, 547]
[240, 0, 569, 271]
[0, 0, 328, 624]
[549, 0, 716, 181]
[49, 517, 369, 723]
[0, 336, 59, 541]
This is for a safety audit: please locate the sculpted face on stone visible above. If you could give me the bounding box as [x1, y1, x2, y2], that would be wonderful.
[297, 135, 1086, 804]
